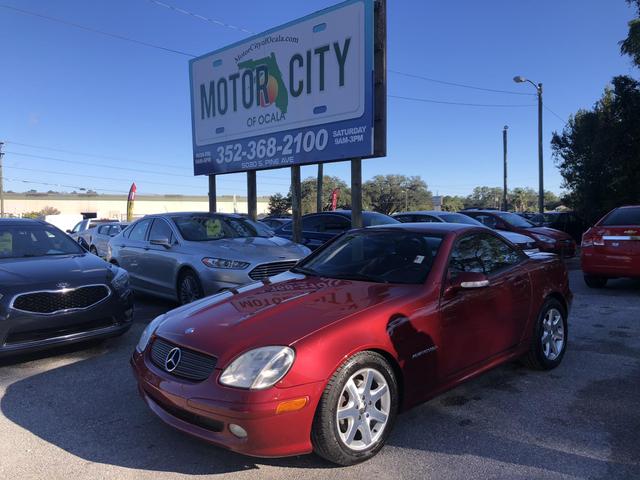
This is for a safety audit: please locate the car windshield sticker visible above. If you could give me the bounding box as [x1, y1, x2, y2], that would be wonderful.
[414, 255, 425, 264]
[205, 219, 223, 239]
[0, 232, 12, 256]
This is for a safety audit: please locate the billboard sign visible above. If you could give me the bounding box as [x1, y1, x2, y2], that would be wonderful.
[189, 0, 376, 175]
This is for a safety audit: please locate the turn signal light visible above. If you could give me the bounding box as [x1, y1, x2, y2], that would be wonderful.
[276, 397, 308, 414]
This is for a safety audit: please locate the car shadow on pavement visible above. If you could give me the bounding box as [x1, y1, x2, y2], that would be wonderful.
[0, 334, 333, 475]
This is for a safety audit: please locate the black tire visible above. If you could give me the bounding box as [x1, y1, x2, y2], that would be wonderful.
[177, 270, 203, 305]
[312, 351, 398, 466]
[90, 246, 99, 256]
[584, 275, 608, 288]
[523, 298, 568, 370]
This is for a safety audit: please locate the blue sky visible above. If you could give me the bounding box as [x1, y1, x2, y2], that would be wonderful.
[0, 0, 636, 198]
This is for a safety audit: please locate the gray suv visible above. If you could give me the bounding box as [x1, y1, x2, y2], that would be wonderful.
[107, 212, 311, 304]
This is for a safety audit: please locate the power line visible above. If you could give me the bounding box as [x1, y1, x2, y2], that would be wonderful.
[388, 70, 534, 96]
[3, 176, 127, 194]
[0, 4, 197, 57]
[388, 95, 536, 108]
[5, 141, 187, 171]
[144, 0, 253, 34]
[544, 105, 567, 124]
[3, 151, 292, 186]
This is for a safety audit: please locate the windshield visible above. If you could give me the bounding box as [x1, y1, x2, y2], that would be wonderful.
[295, 231, 442, 285]
[439, 213, 484, 226]
[0, 224, 84, 259]
[173, 215, 272, 241]
[494, 212, 535, 228]
[600, 207, 640, 226]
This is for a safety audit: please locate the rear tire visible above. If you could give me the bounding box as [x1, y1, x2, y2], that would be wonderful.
[312, 351, 398, 466]
[177, 270, 203, 305]
[584, 275, 607, 288]
[523, 298, 568, 370]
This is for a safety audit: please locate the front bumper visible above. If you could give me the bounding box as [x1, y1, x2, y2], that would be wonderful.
[131, 350, 325, 458]
[0, 289, 134, 357]
[539, 239, 576, 257]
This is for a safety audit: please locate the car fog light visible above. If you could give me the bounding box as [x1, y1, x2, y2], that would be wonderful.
[229, 424, 248, 439]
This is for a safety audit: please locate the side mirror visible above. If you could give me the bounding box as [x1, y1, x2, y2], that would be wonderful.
[77, 237, 90, 251]
[66, 229, 73, 234]
[445, 271, 489, 297]
[150, 236, 172, 249]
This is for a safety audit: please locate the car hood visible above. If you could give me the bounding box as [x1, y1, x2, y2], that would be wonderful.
[0, 254, 115, 293]
[497, 231, 535, 244]
[183, 236, 308, 260]
[522, 226, 572, 240]
[155, 272, 415, 367]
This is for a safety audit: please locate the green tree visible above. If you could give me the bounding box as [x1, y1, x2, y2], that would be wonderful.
[363, 175, 433, 215]
[21, 206, 61, 219]
[441, 195, 465, 212]
[267, 193, 291, 216]
[464, 186, 503, 209]
[551, 76, 640, 224]
[298, 175, 350, 214]
[620, 0, 640, 67]
[544, 191, 562, 211]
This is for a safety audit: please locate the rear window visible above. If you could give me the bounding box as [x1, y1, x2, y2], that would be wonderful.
[362, 212, 399, 227]
[600, 207, 640, 226]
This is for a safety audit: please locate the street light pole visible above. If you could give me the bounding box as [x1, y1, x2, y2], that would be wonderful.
[502, 126, 508, 211]
[513, 76, 544, 213]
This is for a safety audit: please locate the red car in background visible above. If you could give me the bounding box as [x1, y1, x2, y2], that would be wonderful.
[131, 224, 572, 465]
[581, 205, 640, 288]
[463, 210, 577, 256]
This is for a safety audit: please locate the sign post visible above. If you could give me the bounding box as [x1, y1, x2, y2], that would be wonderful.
[189, 0, 386, 226]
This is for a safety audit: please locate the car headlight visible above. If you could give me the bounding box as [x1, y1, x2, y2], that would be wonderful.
[219, 346, 295, 390]
[202, 257, 250, 270]
[136, 314, 166, 353]
[532, 233, 555, 244]
[111, 267, 130, 293]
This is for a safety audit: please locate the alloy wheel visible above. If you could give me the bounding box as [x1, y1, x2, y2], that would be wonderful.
[541, 308, 565, 361]
[336, 368, 391, 451]
[179, 275, 201, 305]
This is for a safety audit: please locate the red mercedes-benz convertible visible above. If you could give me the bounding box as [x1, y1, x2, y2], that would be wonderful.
[131, 223, 572, 465]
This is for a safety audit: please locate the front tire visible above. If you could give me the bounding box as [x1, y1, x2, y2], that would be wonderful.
[523, 298, 568, 370]
[177, 270, 203, 305]
[584, 275, 607, 288]
[312, 351, 398, 466]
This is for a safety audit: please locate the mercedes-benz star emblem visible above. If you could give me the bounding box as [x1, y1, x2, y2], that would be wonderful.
[164, 347, 182, 372]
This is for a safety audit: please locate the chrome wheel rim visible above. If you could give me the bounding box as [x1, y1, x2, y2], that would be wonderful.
[179, 276, 201, 304]
[336, 368, 391, 451]
[541, 308, 565, 360]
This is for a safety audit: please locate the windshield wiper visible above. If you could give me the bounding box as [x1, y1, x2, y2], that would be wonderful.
[327, 273, 390, 284]
[290, 266, 320, 277]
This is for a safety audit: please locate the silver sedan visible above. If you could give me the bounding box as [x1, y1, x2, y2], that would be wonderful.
[107, 212, 311, 304]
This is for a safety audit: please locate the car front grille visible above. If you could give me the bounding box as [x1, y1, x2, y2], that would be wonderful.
[11, 285, 111, 314]
[150, 337, 217, 382]
[249, 260, 298, 280]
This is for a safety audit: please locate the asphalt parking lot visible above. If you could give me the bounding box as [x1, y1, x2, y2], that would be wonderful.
[1, 265, 638, 480]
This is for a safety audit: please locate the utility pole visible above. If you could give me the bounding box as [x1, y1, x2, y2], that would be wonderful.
[536, 83, 544, 214]
[316, 164, 323, 212]
[503, 126, 508, 211]
[0, 142, 4, 218]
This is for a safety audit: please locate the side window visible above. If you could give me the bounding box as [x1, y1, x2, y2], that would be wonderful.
[449, 234, 521, 276]
[476, 215, 498, 229]
[301, 216, 325, 232]
[394, 215, 412, 223]
[71, 222, 82, 234]
[417, 215, 440, 223]
[148, 219, 174, 242]
[97, 225, 109, 235]
[322, 216, 351, 233]
[128, 219, 152, 242]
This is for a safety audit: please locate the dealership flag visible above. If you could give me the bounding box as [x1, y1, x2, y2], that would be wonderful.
[127, 183, 136, 222]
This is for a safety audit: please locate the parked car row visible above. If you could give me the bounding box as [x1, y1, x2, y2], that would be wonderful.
[2, 204, 637, 466]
